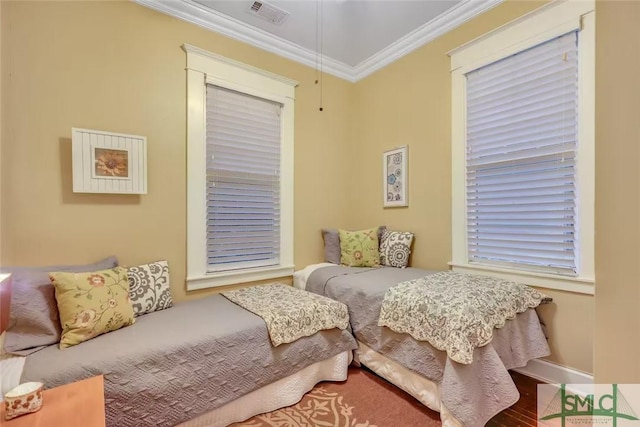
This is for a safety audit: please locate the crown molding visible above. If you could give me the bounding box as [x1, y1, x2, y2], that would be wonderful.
[135, 0, 355, 82]
[352, 0, 504, 81]
[135, 0, 504, 83]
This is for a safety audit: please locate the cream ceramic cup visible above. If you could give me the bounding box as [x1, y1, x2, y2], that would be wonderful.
[3, 382, 44, 420]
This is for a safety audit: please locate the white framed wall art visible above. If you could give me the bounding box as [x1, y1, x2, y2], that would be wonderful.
[72, 128, 147, 194]
[383, 146, 408, 208]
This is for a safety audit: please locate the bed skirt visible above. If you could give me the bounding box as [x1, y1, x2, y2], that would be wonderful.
[180, 350, 352, 427]
[355, 342, 463, 427]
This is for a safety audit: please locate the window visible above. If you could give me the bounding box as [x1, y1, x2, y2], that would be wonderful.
[450, 1, 595, 294]
[184, 45, 296, 290]
[466, 32, 578, 276]
[206, 86, 283, 272]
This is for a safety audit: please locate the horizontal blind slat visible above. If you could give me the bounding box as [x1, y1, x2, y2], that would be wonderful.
[468, 107, 577, 140]
[468, 166, 574, 187]
[467, 78, 577, 118]
[468, 131, 576, 157]
[467, 63, 577, 102]
[467, 122, 578, 150]
[468, 99, 577, 133]
[468, 234, 574, 243]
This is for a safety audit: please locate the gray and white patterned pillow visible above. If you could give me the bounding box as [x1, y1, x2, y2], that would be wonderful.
[380, 230, 414, 268]
[128, 260, 173, 317]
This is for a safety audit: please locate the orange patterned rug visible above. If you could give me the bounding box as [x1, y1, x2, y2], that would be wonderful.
[233, 367, 441, 427]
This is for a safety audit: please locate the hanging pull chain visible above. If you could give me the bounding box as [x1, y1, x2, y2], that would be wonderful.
[315, 0, 324, 112]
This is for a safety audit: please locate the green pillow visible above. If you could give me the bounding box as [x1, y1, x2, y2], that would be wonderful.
[339, 228, 380, 267]
[50, 267, 135, 348]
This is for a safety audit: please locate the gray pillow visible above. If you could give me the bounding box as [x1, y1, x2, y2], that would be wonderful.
[322, 226, 386, 264]
[321, 229, 341, 264]
[128, 260, 174, 317]
[3, 256, 118, 355]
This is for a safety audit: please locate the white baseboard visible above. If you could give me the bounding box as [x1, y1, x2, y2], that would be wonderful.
[514, 359, 593, 385]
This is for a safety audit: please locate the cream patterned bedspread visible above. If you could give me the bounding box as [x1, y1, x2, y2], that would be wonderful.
[223, 284, 350, 346]
[378, 272, 551, 364]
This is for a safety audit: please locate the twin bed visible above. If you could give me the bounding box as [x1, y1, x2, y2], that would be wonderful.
[4, 292, 357, 427]
[3, 264, 551, 427]
[295, 263, 551, 427]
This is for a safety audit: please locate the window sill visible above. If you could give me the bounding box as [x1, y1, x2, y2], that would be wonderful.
[448, 262, 594, 295]
[186, 265, 294, 291]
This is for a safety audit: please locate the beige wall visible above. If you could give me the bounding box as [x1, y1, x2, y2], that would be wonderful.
[593, 0, 640, 383]
[349, 0, 595, 374]
[0, 1, 353, 301]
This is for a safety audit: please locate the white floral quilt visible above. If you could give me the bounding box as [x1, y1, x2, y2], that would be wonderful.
[223, 284, 350, 346]
[378, 272, 551, 364]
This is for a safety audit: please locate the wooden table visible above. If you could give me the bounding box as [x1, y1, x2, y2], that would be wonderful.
[1, 375, 105, 427]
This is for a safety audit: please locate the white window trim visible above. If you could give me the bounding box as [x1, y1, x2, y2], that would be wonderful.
[183, 44, 298, 290]
[449, 0, 595, 295]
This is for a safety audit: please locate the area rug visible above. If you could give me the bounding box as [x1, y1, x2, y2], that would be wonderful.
[233, 367, 441, 427]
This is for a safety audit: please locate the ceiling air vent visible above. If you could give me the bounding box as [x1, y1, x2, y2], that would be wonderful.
[249, 1, 290, 25]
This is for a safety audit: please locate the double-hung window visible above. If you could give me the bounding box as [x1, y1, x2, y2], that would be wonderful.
[184, 45, 296, 290]
[206, 86, 282, 272]
[450, 1, 595, 294]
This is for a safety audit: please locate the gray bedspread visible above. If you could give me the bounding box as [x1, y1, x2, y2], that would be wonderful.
[307, 266, 550, 427]
[21, 294, 357, 427]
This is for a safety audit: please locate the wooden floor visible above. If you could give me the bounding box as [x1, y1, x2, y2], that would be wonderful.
[487, 371, 544, 427]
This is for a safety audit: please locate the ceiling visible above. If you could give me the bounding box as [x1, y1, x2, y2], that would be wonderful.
[136, 0, 503, 82]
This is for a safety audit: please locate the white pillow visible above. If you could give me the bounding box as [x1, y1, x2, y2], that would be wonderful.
[380, 230, 414, 268]
[127, 260, 173, 317]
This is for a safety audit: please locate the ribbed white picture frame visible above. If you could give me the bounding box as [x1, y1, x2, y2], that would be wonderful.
[72, 128, 147, 194]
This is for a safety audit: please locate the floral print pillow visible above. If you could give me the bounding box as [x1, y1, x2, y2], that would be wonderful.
[380, 230, 414, 268]
[339, 228, 380, 267]
[50, 267, 135, 349]
[128, 260, 173, 317]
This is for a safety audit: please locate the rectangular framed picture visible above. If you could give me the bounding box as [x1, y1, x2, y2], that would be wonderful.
[72, 127, 147, 194]
[383, 146, 408, 207]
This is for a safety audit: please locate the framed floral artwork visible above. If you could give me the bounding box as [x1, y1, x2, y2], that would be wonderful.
[72, 127, 147, 194]
[383, 146, 408, 207]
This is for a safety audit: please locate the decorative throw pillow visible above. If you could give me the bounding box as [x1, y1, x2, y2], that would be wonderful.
[3, 256, 118, 355]
[380, 230, 414, 268]
[322, 226, 386, 264]
[321, 229, 341, 264]
[127, 260, 173, 317]
[339, 228, 381, 267]
[50, 267, 135, 349]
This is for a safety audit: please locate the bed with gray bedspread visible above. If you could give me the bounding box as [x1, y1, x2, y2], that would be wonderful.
[21, 294, 357, 427]
[306, 266, 550, 427]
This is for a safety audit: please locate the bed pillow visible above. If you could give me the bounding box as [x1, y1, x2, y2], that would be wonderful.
[322, 226, 386, 264]
[3, 256, 119, 355]
[128, 260, 173, 317]
[50, 267, 135, 349]
[380, 230, 414, 268]
[339, 227, 381, 267]
[321, 229, 342, 264]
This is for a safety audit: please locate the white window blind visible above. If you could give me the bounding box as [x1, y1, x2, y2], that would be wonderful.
[206, 85, 282, 272]
[465, 31, 579, 276]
